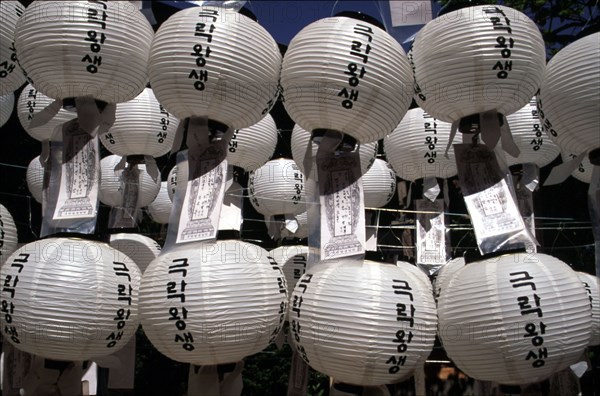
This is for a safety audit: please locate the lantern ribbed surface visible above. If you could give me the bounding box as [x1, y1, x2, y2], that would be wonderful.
[290, 260, 437, 386]
[249, 158, 307, 217]
[562, 152, 594, 184]
[14, 1, 153, 103]
[538, 32, 600, 156]
[0, 237, 141, 361]
[397, 261, 433, 294]
[100, 88, 179, 157]
[147, 182, 172, 225]
[140, 240, 288, 365]
[281, 16, 413, 144]
[99, 155, 161, 208]
[269, 245, 308, 295]
[17, 83, 77, 141]
[384, 108, 457, 181]
[228, 113, 277, 171]
[576, 272, 600, 346]
[504, 97, 560, 167]
[167, 165, 178, 201]
[411, 5, 545, 123]
[0, 93, 14, 127]
[362, 159, 396, 208]
[0, 203, 18, 265]
[291, 124, 377, 175]
[438, 253, 591, 385]
[110, 233, 161, 275]
[148, 6, 281, 129]
[26, 155, 44, 203]
[0, 1, 26, 95]
[433, 257, 465, 301]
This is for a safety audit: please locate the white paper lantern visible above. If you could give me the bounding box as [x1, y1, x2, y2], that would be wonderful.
[362, 158, 396, 208]
[15, 1, 153, 103]
[148, 6, 281, 129]
[147, 181, 172, 225]
[576, 272, 600, 346]
[411, 5, 545, 123]
[504, 97, 560, 167]
[538, 32, 600, 157]
[140, 240, 288, 365]
[25, 155, 44, 203]
[285, 211, 309, 240]
[227, 113, 277, 171]
[110, 233, 161, 274]
[290, 260, 437, 386]
[99, 155, 160, 208]
[249, 158, 307, 217]
[269, 245, 308, 295]
[397, 261, 433, 295]
[281, 16, 414, 144]
[432, 257, 465, 300]
[100, 88, 179, 157]
[562, 151, 594, 184]
[385, 108, 458, 181]
[17, 83, 77, 141]
[0, 1, 26, 95]
[438, 253, 591, 385]
[0, 237, 141, 361]
[291, 124, 377, 176]
[0, 93, 14, 127]
[0, 203, 18, 265]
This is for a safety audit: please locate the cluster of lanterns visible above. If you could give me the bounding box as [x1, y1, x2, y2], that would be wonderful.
[0, 0, 598, 393]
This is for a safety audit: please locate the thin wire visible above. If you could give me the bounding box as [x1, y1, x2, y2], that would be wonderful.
[0, 162, 28, 169]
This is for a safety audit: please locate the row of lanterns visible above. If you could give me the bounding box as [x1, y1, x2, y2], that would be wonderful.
[0, 0, 598, 392]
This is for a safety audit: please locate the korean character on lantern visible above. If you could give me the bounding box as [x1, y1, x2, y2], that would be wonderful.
[353, 23, 373, 42]
[166, 280, 188, 302]
[191, 44, 212, 67]
[396, 303, 415, 327]
[344, 63, 366, 87]
[509, 271, 536, 290]
[495, 36, 514, 49]
[2, 275, 19, 298]
[87, 8, 107, 29]
[106, 330, 124, 347]
[386, 355, 407, 373]
[85, 30, 106, 53]
[118, 284, 133, 305]
[194, 22, 216, 42]
[114, 308, 131, 325]
[189, 69, 209, 91]
[1, 300, 15, 323]
[88, 0, 108, 10]
[291, 295, 303, 318]
[483, 6, 505, 15]
[493, 60, 512, 79]
[174, 332, 195, 351]
[530, 138, 543, 150]
[424, 151, 437, 164]
[0, 61, 16, 78]
[229, 140, 238, 153]
[4, 325, 20, 343]
[350, 40, 371, 64]
[198, 9, 219, 22]
[425, 136, 438, 149]
[517, 294, 543, 317]
[81, 54, 102, 74]
[168, 306, 188, 331]
[338, 88, 359, 109]
[526, 347, 548, 367]
[523, 322, 546, 347]
[392, 279, 414, 301]
[168, 258, 189, 276]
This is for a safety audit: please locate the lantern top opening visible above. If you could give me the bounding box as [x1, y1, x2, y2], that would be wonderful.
[458, 113, 505, 134]
[589, 148, 600, 166]
[334, 11, 385, 31]
[311, 129, 358, 153]
[62, 98, 108, 113]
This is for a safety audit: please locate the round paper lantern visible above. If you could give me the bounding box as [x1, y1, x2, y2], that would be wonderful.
[576, 272, 600, 346]
[110, 233, 161, 274]
[290, 260, 437, 385]
[148, 6, 281, 129]
[147, 181, 172, 225]
[538, 32, 600, 157]
[100, 88, 179, 157]
[410, 5, 545, 123]
[249, 158, 307, 217]
[397, 261, 433, 295]
[140, 240, 288, 365]
[0, 237, 141, 361]
[438, 253, 591, 385]
[0, 93, 14, 127]
[281, 15, 414, 144]
[227, 113, 277, 171]
[362, 159, 396, 208]
[269, 245, 308, 295]
[291, 124, 377, 175]
[562, 151, 594, 184]
[385, 108, 458, 181]
[15, 1, 153, 103]
[99, 155, 161, 208]
[0, 1, 26, 95]
[0, 203, 18, 265]
[432, 257, 465, 301]
[504, 97, 560, 167]
[17, 83, 77, 141]
[26, 155, 44, 203]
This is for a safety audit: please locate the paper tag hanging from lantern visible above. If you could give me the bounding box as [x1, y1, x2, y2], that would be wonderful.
[513, 163, 540, 253]
[109, 159, 142, 229]
[454, 143, 535, 254]
[415, 198, 449, 275]
[316, 132, 365, 261]
[42, 119, 100, 235]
